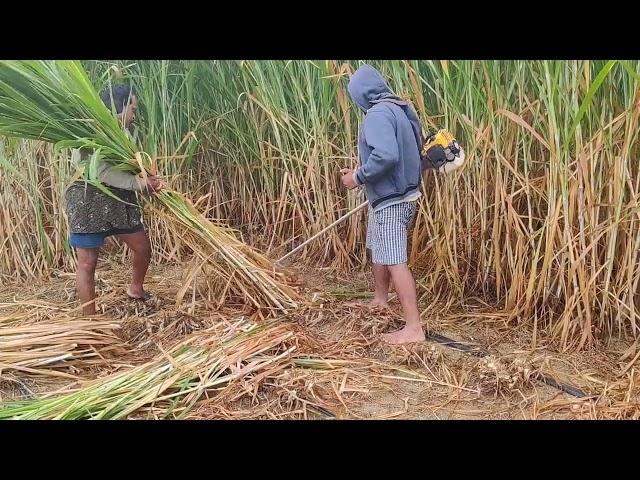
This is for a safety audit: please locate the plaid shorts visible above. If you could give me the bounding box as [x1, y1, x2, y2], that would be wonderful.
[366, 202, 417, 265]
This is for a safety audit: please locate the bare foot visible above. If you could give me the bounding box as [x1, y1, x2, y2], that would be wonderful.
[368, 298, 389, 309]
[382, 324, 426, 345]
[347, 297, 388, 309]
[127, 286, 149, 300]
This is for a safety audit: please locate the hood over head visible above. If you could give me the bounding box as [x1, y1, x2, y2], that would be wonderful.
[347, 64, 406, 112]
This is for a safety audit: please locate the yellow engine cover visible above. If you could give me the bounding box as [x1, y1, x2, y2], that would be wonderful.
[422, 129, 456, 153]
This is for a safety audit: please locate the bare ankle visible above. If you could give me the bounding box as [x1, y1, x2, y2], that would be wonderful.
[373, 293, 388, 302]
[128, 284, 144, 297]
[82, 305, 97, 316]
[405, 317, 422, 330]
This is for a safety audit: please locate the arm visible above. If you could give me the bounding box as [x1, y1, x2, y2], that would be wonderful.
[96, 160, 144, 192]
[98, 158, 165, 193]
[72, 148, 143, 191]
[353, 110, 399, 185]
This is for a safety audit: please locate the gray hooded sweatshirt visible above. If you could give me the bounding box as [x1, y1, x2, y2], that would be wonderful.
[347, 64, 423, 211]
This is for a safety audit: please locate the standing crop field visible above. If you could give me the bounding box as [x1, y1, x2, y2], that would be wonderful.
[1, 60, 639, 420]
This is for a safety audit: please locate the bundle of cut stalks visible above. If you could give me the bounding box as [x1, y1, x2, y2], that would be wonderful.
[0, 60, 299, 312]
[0, 319, 296, 419]
[154, 191, 300, 310]
[0, 319, 124, 378]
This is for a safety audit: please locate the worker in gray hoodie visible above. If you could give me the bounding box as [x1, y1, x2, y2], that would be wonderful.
[340, 64, 425, 344]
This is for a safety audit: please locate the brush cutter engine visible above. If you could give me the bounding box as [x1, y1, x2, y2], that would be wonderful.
[421, 129, 465, 174]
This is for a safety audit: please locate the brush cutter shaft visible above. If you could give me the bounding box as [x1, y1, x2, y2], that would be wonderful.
[277, 201, 369, 263]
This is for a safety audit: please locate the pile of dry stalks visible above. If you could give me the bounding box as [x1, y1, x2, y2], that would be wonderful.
[0, 319, 124, 379]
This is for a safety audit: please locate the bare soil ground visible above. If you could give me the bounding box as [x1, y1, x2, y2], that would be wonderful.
[1, 256, 639, 420]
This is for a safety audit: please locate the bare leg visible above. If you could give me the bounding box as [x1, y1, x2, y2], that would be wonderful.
[116, 230, 151, 299]
[370, 263, 390, 308]
[76, 247, 99, 316]
[382, 263, 425, 344]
